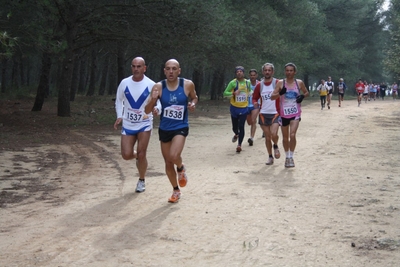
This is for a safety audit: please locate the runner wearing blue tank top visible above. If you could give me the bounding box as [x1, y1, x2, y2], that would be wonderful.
[145, 59, 198, 203]
[271, 63, 309, 168]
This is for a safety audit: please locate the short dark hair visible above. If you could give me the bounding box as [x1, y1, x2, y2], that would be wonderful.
[249, 69, 257, 74]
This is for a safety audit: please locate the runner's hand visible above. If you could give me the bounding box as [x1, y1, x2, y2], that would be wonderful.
[279, 87, 287, 95]
[188, 102, 196, 112]
[296, 95, 304, 103]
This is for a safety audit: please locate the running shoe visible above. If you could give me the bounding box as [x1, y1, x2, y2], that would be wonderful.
[284, 158, 290, 168]
[289, 158, 295, 168]
[135, 180, 145, 193]
[232, 135, 238, 143]
[177, 164, 187, 187]
[248, 138, 253, 146]
[273, 145, 281, 159]
[168, 190, 181, 203]
[266, 157, 274, 165]
[236, 146, 242, 153]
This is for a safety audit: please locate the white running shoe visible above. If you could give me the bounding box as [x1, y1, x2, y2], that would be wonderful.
[135, 180, 145, 193]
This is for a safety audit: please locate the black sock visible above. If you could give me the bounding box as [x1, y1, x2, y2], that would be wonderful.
[173, 186, 179, 191]
[177, 165, 184, 172]
[269, 155, 273, 158]
[273, 144, 278, 149]
[139, 178, 145, 182]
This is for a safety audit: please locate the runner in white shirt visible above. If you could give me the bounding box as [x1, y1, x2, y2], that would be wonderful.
[252, 63, 281, 165]
[114, 57, 161, 193]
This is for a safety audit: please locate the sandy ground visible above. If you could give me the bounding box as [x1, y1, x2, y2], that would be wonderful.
[1, 97, 400, 266]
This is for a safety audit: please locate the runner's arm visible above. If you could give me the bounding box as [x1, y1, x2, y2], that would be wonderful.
[271, 80, 283, 100]
[145, 83, 162, 114]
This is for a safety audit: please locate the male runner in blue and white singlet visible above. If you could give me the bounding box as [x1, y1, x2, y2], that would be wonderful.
[145, 59, 198, 203]
[114, 57, 161, 193]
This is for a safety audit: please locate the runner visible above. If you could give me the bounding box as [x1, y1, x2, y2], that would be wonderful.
[362, 82, 369, 103]
[271, 63, 309, 168]
[370, 83, 377, 101]
[337, 78, 347, 107]
[380, 82, 387, 100]
[246, 69, 260, 146]
[392, 82, 398, 100]
[355, 79, 364, 107]
[252, 63, 280, 165]
[325, 76, 334, 109]
[317, 79, 329, 110]
[114, 57, 161, 193]
[145, 59, 198, 203]
[223, 66, 251, 153]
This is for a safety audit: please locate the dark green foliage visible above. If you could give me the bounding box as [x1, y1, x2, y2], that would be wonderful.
[0, 0, 393, 114]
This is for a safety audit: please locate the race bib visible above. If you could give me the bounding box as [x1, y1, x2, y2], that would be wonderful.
[282, 99, 298, 116]
[126, 109, 145, 122]
[235, 92, 247, 102]
[163, 105, 184, 120]
[283, 105, 298, 116]
[261, 91, 271, 101]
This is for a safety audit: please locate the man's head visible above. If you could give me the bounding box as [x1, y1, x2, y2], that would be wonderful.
[249, 69, 258, 81]
[164, 59, 181, 81]
[235, 66, 245, 80]
[339, 78, 344, 82]
[284, 62, 297, 78]
[328, 76, 332, 81]
[321, 79, 325, 84]
[261, 63, 274, 80]
[131, 57, 146, 81]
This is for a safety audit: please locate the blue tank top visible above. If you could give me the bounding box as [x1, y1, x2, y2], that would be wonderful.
[159, 78, 189, 131]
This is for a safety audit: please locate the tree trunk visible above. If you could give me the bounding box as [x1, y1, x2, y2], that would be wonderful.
[57, 4, 78, 117]
[99, 56, 109, 96]
[117, 45, 126, 85]
[70, 55, 81, 101]
[192, 68, 203, 101]
[77, 57, 87, 94]
[58, 52, 74, 117]
[107, 54, 117, 95]
[11, 57, 19, 89]
[1, 58, 7, 93]
[32, 52, 52, 111]
[86, 49, 97, 96]
[303, 74, 309, 91]
[210, 70, 219, 100]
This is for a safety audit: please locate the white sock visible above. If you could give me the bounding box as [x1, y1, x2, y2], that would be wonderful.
[289, 150, 294, 158]
[285, 151, 289, 158]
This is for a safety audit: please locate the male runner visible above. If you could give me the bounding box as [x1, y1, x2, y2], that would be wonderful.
[337, 78, 347, 107]
[145, 59, 198, 203]
[114, 57, 160, 193]
[252, 63, 281, 165]
[246, 69, 260, 146]
[223, 66, 251, 153]
[325, 76, 334, 109]
[271, 63, 309, 168]
[355, 79, 364, 107]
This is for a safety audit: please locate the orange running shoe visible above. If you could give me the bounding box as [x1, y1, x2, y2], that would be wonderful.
[178, 164, 187, 187]
[236, 146, 242, 153]
[168, 190, 181, 203]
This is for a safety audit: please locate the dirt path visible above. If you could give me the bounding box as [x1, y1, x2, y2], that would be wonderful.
[1, 98, 400, 266]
